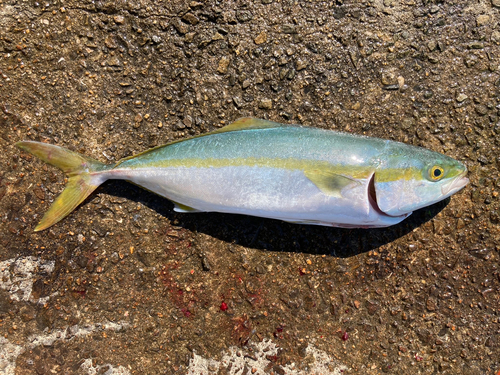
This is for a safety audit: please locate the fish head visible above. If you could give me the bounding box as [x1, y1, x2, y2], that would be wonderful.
[373, 144, 469, 217]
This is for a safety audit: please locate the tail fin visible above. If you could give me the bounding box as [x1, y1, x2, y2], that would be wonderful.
[16, 141, 111, 231]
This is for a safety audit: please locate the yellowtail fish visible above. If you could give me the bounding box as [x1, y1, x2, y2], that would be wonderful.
[16, 117, 469, 231]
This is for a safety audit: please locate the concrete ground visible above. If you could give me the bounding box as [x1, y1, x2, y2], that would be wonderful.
[1, 0, 499, 373]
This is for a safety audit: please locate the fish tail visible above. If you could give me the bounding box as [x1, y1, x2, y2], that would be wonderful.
[16, 141, 111, 231]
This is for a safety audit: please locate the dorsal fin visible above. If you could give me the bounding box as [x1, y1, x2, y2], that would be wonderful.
[115, 117, 286, 166]
[212, 117, 284, 133]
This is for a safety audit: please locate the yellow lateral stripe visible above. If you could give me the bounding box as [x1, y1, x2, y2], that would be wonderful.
[124, 157, 371, 179]
[375, 167, 422, 182]
[121, 157, 423, 182]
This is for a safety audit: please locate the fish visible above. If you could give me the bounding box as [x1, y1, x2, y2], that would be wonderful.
[16, 117, 469, 231]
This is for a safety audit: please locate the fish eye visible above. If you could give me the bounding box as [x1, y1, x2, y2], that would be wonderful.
[429, 165, 444, 181]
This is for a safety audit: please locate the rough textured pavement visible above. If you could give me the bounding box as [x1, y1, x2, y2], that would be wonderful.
[1, 0, 499, 374]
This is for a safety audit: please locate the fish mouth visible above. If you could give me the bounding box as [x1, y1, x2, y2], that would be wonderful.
[441, 170, 469, 197]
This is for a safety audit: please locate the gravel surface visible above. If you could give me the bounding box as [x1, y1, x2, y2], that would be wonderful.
[1, 0, 499, 374]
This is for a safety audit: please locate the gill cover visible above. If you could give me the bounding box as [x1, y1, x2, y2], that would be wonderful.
[373, 175, 420, 216]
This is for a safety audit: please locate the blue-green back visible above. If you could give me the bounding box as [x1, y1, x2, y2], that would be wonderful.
[119, 126, 390, 169]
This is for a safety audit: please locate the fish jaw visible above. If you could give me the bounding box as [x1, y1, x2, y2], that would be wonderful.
[441, 170, 469, 197]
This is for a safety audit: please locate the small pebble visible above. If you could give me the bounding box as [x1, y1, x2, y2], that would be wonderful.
[217, 56, 230, 74]
[281, 25, 296, 34]
[366, 300, 380, 315]
[476, 15, 490, 26]
[254, 31, 267, 45]
[182, 13, 199, 25]
[491, 31, 500, 43]
[190, 1, 203, 9]
[105, 36, 118, 49]
[258, 98, 272, 109]
[475, 104, 488, 116]
[172, 18, 188, 34]
[295, 59, 308, 71]
[468, 42, 484, 49]
[381, 70, 397, 85]
[383, 84, 399, 91]
[107, 57, 121, 67]
[429, 5, 440, 13]
[233, 96, 243, 108]
[426, 298, 437, 311]
[236, 10, 253, 22]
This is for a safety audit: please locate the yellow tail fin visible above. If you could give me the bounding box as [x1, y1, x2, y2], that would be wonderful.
[16, 141, 110, 231]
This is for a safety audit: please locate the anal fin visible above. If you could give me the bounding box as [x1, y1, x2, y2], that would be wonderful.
[172, 201, 203, 213]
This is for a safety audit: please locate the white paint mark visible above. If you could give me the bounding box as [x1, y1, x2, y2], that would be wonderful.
[0, 5, 16, 26]
[0, 321, 129, 375]
[27, 322, 130, 348]
[0, 256, 55, 303]
[187, 353, 220, 375]
[80, 358, 131, 375]
[187, 339, 348, 375]
[0, 337, 24, 375]
[0, 256, 131, 373]
[298, 343, 349, 375]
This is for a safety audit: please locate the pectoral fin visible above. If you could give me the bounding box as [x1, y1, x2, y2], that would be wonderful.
[304, 169, 358, 198]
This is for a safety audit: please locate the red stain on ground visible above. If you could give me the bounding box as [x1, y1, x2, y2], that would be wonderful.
[231, 314, 253, 346]
[159, 263, 197, 318]
[72, 288, 87, 298]
[157, 227, 203, 317]
[273, 325, 284, 339]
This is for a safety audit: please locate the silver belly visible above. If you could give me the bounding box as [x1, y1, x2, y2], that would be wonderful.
[110, 166, 407, 228]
